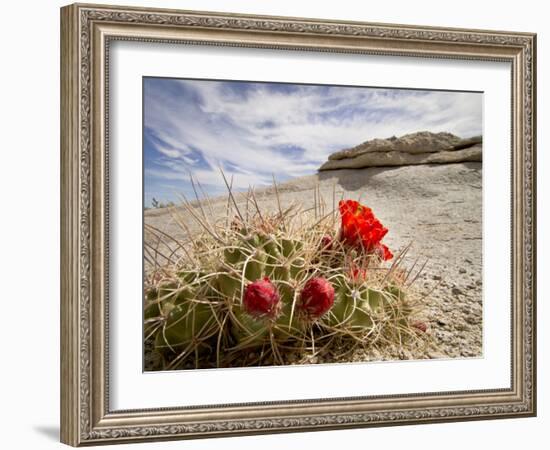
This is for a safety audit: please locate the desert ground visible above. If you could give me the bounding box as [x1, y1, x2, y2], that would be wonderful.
[144, 161, 482, 363]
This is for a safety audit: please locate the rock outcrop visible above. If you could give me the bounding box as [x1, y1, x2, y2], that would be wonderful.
[319, 131, 482, 171]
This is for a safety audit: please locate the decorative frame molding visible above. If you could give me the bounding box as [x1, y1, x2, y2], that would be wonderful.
[60, 3, 536, 446]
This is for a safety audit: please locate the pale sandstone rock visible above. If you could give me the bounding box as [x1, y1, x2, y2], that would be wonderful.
[319, 144, 481, 171]
[328, 131, 482, 161]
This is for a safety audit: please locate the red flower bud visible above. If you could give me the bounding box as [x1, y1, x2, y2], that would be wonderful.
[243, 277, 280, 318]
[321, 235, 333, 250]
[412, 321, 428, 333]
[299, 277, 335, 319]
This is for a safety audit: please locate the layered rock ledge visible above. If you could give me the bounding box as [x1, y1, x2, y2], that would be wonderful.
[319, 131, 482, 171]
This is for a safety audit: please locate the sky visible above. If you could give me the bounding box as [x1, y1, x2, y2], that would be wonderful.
[143, 77, 482, 207]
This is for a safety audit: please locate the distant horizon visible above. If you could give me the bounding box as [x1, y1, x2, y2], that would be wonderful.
[143, 77, 482, 207]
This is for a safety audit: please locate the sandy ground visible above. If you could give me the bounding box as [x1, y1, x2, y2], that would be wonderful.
[145, 162, 482, 362]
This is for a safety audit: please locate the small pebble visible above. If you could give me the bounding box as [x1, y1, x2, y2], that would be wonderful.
[464, 315, 479, 325]
[452, 287, 463, 296]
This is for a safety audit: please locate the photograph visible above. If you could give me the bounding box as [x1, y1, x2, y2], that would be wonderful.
[142, 77, 483, 371]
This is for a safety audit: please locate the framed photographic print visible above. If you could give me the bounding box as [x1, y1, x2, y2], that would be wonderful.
[60, 3, 537, 446]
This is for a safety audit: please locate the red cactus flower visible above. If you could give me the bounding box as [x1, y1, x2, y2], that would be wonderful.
[338, 200, 392, 260]
[320, 235, 333, 250]
[349, 265, 368, 283]
[243, 277, 280, 318]
[375, 243, 393, 261]
[298, 277, 335, 319]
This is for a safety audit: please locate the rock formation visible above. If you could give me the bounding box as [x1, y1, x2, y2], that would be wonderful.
[319, 131, 482, 171]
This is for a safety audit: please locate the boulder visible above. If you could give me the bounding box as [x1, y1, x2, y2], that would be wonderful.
[328, 131, 482, 160]
[320, 144, 481, 171]
[320, 131, 482, 171]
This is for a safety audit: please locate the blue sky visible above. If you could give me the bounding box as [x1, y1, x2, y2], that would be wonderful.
[143, 78, 482, 206]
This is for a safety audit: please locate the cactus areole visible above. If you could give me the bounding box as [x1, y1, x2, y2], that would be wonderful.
[299, 277, 335, 319]
[243, 277, 280, 318]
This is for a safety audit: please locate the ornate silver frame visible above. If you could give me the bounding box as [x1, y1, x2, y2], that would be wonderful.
[60, 3, 536, 446]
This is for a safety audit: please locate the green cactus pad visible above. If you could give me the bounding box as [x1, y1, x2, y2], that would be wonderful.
[281, 238, 303, 258]
[289, 256, 306, 279]
[144, 301, 162, 320]
[216, 272, 241, 299]
[327, 286, 374, 330]
[259, 235, 283, 277]
[224, 247, 245, 265]
[145, 281, 195, 320]
[271, 264, 290, 282]
[360, 288, 383, 311]
[155, 300, 216, 351]
[244, 257, 264, 282]
[274, 302, 307, 341]
[384, 285, 406, 302]
[231, 307, 269, 346]
[176, 270, 201, 284]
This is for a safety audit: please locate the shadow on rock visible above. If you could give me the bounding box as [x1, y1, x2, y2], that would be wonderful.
[318, 166, 403, 191]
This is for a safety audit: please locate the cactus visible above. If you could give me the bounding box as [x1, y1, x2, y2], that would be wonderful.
[144, 189, 428, 369]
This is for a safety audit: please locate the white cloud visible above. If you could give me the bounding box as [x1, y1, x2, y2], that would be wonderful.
[155, 145, 181, 159]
